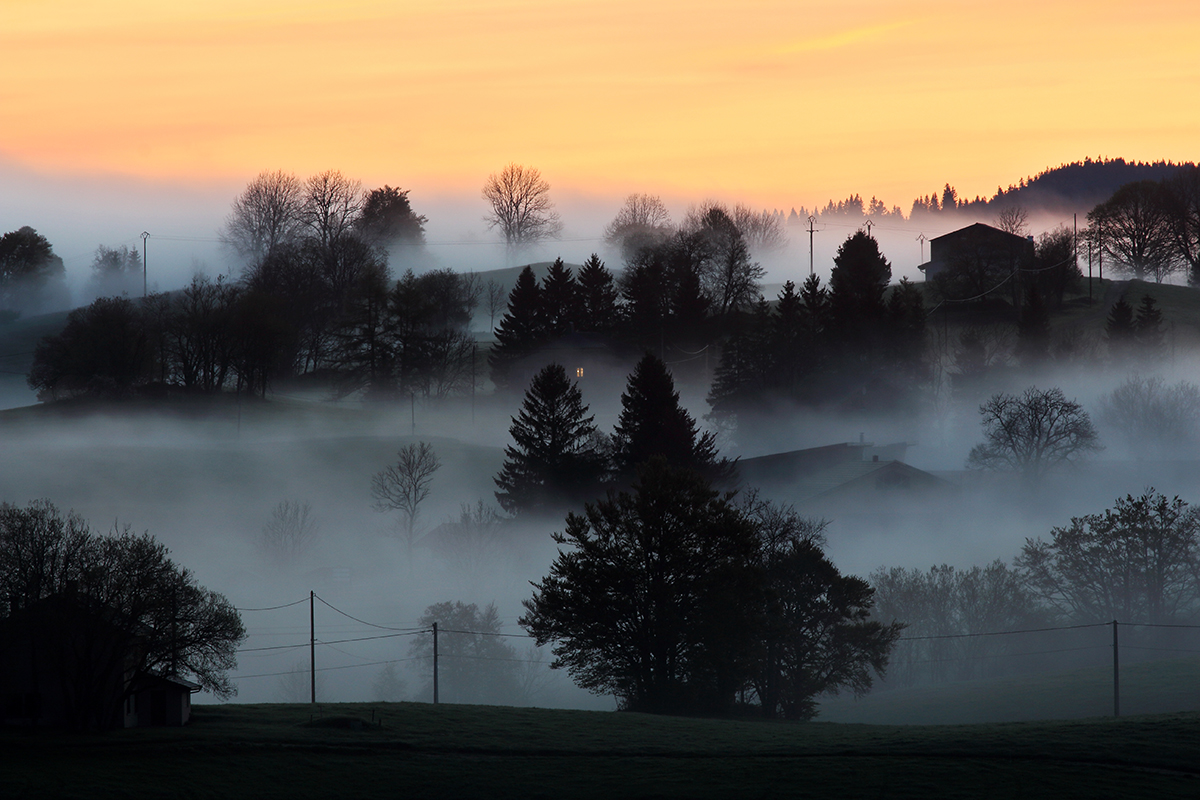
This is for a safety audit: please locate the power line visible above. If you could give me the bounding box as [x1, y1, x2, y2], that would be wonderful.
[1124, 644, 1200, 655]
[237, 642, 312, 654]
[438, 627, 534, 639]
[893, 644, 1106, 667]
[235, 655, 427, 680]
[898, 622, 1107, 642]
[314, 593, 426, 632]
[319, 631, 428, 646]
[236, 597, 310, 612]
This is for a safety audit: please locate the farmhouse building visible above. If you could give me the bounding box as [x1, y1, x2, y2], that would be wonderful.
[738, 439, 956, 515]
[0, 594, 197, 730]
[918, 222, 1034, 284]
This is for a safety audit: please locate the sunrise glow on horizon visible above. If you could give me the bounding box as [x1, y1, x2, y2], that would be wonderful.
[3, 0, 1199, 211]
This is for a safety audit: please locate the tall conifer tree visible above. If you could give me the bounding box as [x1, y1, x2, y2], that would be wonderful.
[494, 363, 605, 515]
[488, 265, 544, 391]
[576, 253, 619, 332]
[613, 353, 732, 483]
[540, 258, 580, 338]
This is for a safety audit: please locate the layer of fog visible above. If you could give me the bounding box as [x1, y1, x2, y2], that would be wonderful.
[5, 341, 1200, 709]
[7, 164, 1200, 714]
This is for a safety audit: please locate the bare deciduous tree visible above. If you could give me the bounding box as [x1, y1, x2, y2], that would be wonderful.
[1160, 166, 1200, 285]
[1017, 491, 1200, 625]
[732, 204, 788, 255]
[481, 163, 562, 250]
[372, 442, 442, 552]
[1088, 180, 1178, 282]
[260, 500, 318, 564]
[301, 170, 364, 251]
[603, 193, 674, 257]
[967, 386, 1101, 487]
[222, 170, 304, 265]
[678, 202, 766, 316]
[994, 206, 1030, 237]
[1098, 375, 1200, 458]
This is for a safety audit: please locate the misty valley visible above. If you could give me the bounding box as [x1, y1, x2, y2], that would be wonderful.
[4, 162, 1200, 734]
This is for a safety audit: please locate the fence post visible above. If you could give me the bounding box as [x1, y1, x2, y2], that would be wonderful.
[1112, 619, 1120, 718]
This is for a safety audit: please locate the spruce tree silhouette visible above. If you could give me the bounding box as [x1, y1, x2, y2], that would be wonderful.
[576, 254, 620, 332]
[488, 265, 544, 391]
[494, 363, 605, 515]
[612, 353, 733, 484]
[1134, 294, 1165, 355]
[1105, 296, 1137, 361]
[540, 258, 580, 338]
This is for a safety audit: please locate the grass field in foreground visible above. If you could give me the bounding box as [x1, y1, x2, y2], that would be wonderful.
[4, 702, 1199, 799]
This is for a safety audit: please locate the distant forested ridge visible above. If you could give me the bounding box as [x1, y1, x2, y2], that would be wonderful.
[915, 158, 1196, 217]
[982, 158, 1194, 209]
[788, 158, 1198, 224]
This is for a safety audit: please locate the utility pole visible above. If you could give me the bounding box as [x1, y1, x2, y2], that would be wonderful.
[1112, 619, 1120, 718]
[410, 393, 415, 437]
[1073, 213, 1079, 299]
[140, 231, 150, 297]
[470, 342, 476, 425]
[864, 218, 874, 238]
[806, 215, 817, 276]
[432, 622, 439, 704]
[310, 591, 316, 705]
[917, 233, 928, 269]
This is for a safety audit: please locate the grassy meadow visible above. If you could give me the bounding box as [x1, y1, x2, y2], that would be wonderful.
[4, 701, 1200, 799]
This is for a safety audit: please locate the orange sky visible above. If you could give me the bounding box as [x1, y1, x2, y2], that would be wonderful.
[3, 0, 1199, 211]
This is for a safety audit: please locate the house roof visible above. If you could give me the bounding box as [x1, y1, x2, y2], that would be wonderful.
[930, 222, 1031, 246]
[737, 442, 955, 506]
[738, 441, 908, 487]
[135, 673, 202, 693]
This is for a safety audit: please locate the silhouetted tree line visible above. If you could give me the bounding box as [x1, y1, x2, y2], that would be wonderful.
[26, 171, 492, 401]
[997, 157, 1194, 215]
[779, 159, 1197, 229]
[488, 256, 620, 391]
[495, 353, 732, 517]
[27, 266, 480, 402]
[708, 231, 927, 435]
[492, 204, 776, 393]
[225, 170, 482, 398]
[873, 489, 1200, 689]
